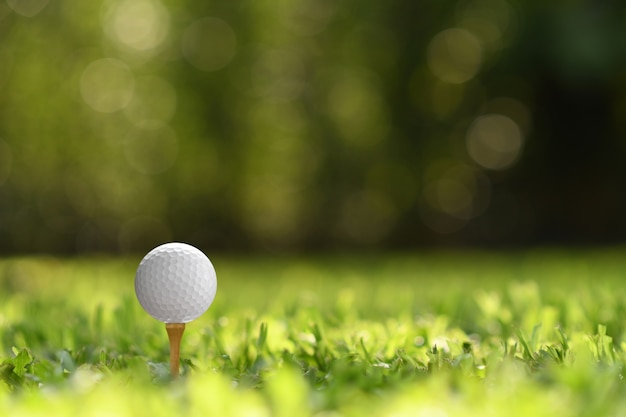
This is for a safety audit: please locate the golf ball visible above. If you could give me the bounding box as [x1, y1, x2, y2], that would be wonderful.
[135, 242, 217, 323]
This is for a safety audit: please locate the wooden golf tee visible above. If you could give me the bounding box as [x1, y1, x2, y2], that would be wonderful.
[166, 323, 185, 378]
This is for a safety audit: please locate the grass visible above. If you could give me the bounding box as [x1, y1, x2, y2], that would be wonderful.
[1, 249, 626, 416]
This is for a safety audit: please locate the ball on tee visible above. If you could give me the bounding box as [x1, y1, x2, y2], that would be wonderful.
[135, 242, 217, 323]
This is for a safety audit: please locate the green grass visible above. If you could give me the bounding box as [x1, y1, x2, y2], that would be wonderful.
[1, 249, 626, 416]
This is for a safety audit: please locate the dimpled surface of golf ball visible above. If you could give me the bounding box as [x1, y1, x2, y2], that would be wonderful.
[135, 242, 217, 323]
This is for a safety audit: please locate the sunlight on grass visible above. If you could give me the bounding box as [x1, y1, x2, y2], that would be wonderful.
[0, 250, 626, 415]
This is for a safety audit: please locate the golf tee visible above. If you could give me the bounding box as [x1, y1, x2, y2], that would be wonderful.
[165, 323, 186, 378]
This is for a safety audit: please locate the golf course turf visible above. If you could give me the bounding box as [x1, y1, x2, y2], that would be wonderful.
[0, 249, 625, 416]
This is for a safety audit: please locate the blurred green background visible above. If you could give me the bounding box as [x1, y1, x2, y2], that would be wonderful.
[1, 0, 625, 254]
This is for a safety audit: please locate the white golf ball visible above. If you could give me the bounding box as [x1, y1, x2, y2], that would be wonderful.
[135, 242, 217, 323]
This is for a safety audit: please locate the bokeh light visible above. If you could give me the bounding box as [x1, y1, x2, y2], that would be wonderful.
[5, 0, 48, 17]
[123, 76, 177, 124]
[250, 49, 306, 102]
[455, 0, 514, 50]
[80, 58, 135, 113]
[425, 179, 473, 219]
[427, 28, 482, 84]
[103, 0, 170, 53]
[420, 163, 491, 234]
[483, 97, 532, 133]
[0, 0, 623, 252]
[466, 114, 523, 170]
[283, 0, 336, 37]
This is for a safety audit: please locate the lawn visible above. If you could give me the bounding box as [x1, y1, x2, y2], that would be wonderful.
[1, 249, 626, 416]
